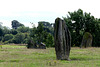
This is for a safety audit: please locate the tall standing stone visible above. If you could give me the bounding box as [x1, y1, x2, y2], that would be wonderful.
[54, 18, 71, 60]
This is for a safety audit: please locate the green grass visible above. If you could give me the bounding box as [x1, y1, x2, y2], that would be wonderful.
[0, 45, 100, 67]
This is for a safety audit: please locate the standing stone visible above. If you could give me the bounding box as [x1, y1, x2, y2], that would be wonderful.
[27, 38, 46, 49]
[80, 32, 92, 48]
[54, 18, 71, 60]
[39, 42, 46, 49]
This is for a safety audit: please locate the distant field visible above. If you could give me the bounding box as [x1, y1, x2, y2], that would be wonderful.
[0, 45, 100, 67]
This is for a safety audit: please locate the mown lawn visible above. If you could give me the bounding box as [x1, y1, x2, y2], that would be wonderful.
[0, 45, 100, 67]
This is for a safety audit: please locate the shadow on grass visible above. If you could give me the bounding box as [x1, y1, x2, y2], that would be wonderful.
[60, 57, 95, 64]
[0, 60, 5, 62]
[0, 49, 8, 51]
[0, 59, 20, 63]
[70, 57, 93, 61]
[9, 59, 20, 62]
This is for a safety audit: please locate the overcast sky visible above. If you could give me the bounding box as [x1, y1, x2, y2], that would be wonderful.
[0, 0, 100, 28]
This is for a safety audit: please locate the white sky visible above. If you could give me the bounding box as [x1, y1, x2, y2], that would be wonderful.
[0, 0, 100, 28]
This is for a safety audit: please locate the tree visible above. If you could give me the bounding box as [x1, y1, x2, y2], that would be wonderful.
[38, 21, 53, 28]
[92, 19, 100, 46]
[13, 33, 25, 44]
[0, 28, 3, 36]
[2, 26, 10, 36]
[45, 33, 54, 47]
[10, 29, 18, 35]
[63, 9, 84, 46]
[36, 23, 45, 43]
[0, 22, 3, 28]
[17, 26, 30, 33]
[0, 28, 3, 41]
[22, 33, 30, 44]
[30, 22, 54, 47]
[2, 34, 13, 43]
[38, 21, 54, 35]
[63, 9, 100, 47]
[11, 20, 24, 29]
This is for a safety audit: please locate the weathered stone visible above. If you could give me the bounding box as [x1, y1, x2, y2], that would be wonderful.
[27, 39, 46, 49]
[39, 42, 46, 49]
[54, 18, 71, 60]
[80, 32, 92, 48]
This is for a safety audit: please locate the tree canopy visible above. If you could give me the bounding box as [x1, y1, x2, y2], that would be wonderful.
[63, 9, 100, 47]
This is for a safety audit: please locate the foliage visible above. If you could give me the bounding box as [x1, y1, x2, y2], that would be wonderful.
[0, 28, 3, 41]
[2, 26, 10, 35]
[10, 29, 18, 35]
[0, 22, 3, 28]
[13, 33, 25, 44]
[30, 22, 54, 47]
[45, 33, 54, 47]
[0, 28, 3, 36]
[2, 34, 13, 42]
[38, 21, 54, 35]
[11, 20, 24, 29]
[0, 23, 31, 44]
[23, 33, 30, 44]
[17, 26, 30, 33]
[63, 9, 100, 47]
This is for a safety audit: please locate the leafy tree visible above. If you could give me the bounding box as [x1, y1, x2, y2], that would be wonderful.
[13, 33, 25, 44]
[38, 21, 53, 28]
[2, 34, 13, 42]
[0, 22, 3, 28]
[10, 29, 18, 35]
[11, 20, 24, 29]
[63, 9, 84, 46]
[0, 28, 3, 41]
[0, 28, 3, 36]
[45, 33, 54, 47]
[30, 23, 54, 47]
[30, 23, 46, 44]
[2, 26, 10, 36]
[36, 23, 45, 43]
[23, 33, 30, 44]
[38, 21, 54, 35]
[17, 26, 30, 33]
[63, 9, 100, 47]
[92, 19, 100, 46]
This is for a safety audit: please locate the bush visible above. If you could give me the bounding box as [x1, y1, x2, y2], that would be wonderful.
[45, 33, 54, 47]
[2, 34, 14, 43]
[13, 33, 25, 44]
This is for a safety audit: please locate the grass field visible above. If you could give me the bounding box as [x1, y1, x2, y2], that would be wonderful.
[0, 45, 100, 67]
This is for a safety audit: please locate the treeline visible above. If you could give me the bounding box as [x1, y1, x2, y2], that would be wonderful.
[0, 9, 100, 47]
[0, 21, 54, 47]
[0, 22, 30, 44]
